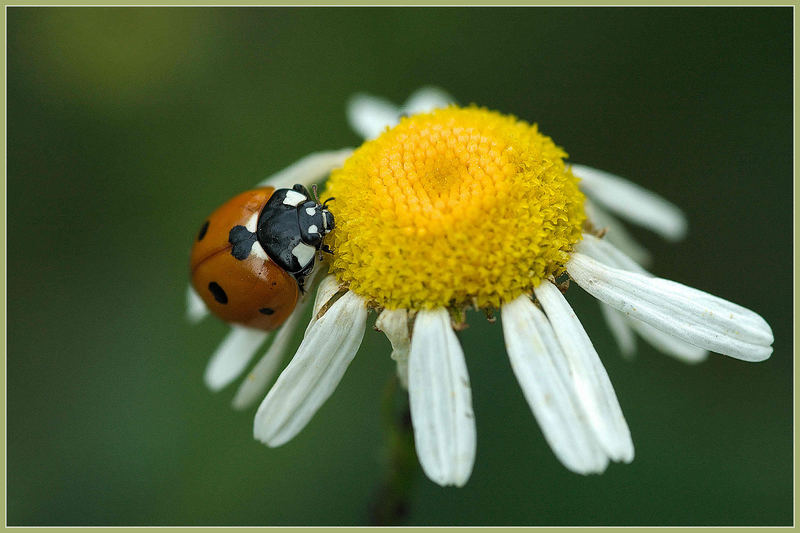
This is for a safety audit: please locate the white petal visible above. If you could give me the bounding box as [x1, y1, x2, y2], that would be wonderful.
[401, 86, 456, 116]
[583, 201, 653, 267]
[186, 284, 209, 324]
[253, 290, 367, 447]
[579, 234, 709, 363]
[347, 93, 400, 140]
[580, 236, 758, 332]
[257, 149, 353, 189]
[305, 274, 342, 335]
[375, 308, 411, 389]
[502, 295, 609, 474]
[533, 282, 634, 462]
[567, 252, 773, 361]
[231, 298, 311, 410]
[204, 326, 270, 392]
[572, 164, 687, 241]
[408, 308, 476, 487]
[598, 303, 637, 359]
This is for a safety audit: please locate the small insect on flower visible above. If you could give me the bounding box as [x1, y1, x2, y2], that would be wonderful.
[187, 87, 774, 488]
[189, 184, 334, 349]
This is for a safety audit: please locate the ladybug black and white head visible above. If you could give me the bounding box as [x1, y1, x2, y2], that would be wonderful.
[297, 196, 335, 249]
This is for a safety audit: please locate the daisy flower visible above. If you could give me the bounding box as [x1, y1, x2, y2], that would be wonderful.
[188, 88, 773, 487]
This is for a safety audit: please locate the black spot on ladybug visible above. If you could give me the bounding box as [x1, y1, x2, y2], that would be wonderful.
[229, 225, 257, 260]
[197, 220, 209, 241]
[208, 282, 228, 304]
[258, 307, 275, 315]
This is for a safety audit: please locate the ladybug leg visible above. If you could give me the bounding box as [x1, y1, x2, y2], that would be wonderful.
[320, 244, 334, 255]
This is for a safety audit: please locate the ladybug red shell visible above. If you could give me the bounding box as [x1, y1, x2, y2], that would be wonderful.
[190, 184, 335, 331]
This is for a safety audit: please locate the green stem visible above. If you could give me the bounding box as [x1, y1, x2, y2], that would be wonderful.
[368, 375, 417, 525]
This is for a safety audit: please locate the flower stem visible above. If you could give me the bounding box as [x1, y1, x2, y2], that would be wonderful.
[368, 375, 417, 525]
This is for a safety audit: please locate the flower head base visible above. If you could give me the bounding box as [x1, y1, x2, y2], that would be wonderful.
[324, 106, 585, 310]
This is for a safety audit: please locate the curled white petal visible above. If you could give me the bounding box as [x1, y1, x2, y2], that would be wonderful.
[347, 93, 399, 140]
[573, 164, 687, 241]
[254, 290, 367, 447]
[375, 308, 411, 389]
[409, 308, 476, 487]
[580, 236, 766, 346]
[533, 281, 634, 463]
[204, 326, 270, 392]
[231, 298, 311, 410]
[598, 303, 637, 359]
[186, 284, 209, 324]
[502, 295, 609, 474]
[257, 149, 353, 189]
[579, 234, 709, 363]
[401, 86, 456, 116]
[567, 252, 773, 361]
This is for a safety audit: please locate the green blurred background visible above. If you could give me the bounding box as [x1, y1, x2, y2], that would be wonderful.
[7, 7, 792, 526]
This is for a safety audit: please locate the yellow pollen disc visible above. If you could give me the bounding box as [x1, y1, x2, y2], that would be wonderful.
[324, 106, 586, 310]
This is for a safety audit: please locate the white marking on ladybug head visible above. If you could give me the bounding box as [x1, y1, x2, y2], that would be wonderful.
[283, 190, 306, 207]
[308, 224, 319, 234]
[245, 212, 259, 233]
[292, 242, 316, 268]
[251, 240, 270, 261]
[322, 211, 329, 231]
[305, 207, 317, 216]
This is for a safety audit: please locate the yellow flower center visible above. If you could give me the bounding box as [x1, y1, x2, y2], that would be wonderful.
[324, 106, 585, 310]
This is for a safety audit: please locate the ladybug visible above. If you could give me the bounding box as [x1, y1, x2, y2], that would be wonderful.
[190, 183, 335, 331]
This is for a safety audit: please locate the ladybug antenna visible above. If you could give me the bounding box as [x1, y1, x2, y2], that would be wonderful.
[311, 184, 321, 204]
[323, 196, 336, 207]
